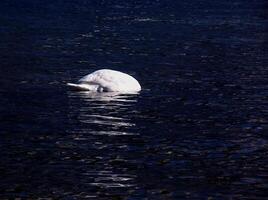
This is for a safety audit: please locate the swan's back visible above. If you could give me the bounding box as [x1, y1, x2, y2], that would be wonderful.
[77, 69, 141, 92]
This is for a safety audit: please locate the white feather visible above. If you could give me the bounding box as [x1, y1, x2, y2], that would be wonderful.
[67, 69, 141, 92]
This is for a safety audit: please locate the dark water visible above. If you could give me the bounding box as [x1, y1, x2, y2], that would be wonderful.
[1, 0, 268, 199]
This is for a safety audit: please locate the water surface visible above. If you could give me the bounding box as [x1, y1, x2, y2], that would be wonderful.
[0, 0, 268, 199]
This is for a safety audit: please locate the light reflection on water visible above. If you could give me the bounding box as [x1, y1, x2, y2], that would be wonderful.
[67, 91, 139, 135]
[63, 91, 139, 191]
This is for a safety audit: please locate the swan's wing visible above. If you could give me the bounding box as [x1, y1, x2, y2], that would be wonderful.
[78, 71, 117, 91]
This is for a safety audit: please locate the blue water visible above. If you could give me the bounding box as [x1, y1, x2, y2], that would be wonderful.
[1, 0, 268, 199]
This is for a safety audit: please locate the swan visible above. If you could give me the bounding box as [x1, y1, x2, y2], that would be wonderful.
[67, 69, 141, 92]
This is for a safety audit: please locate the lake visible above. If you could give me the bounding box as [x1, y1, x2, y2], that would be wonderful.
[0, 0, 268, 199]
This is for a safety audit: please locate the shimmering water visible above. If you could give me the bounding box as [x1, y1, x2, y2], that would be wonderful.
[0, 0, 268, 199]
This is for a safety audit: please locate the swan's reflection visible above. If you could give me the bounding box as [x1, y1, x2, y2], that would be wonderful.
[65, 91, 139, 191]
[67, 91, 139, 136]
[70, 91, 139, 102]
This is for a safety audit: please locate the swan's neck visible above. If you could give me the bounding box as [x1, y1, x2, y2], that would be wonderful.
[67, 83, 100, 91]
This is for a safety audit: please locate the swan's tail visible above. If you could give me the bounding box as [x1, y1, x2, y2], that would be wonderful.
[67, 83, 91, 91]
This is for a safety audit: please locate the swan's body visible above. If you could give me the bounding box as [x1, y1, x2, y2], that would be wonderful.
[67, 69, 141, 92]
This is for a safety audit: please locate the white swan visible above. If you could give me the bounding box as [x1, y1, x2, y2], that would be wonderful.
[67, 69, 141, 92]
